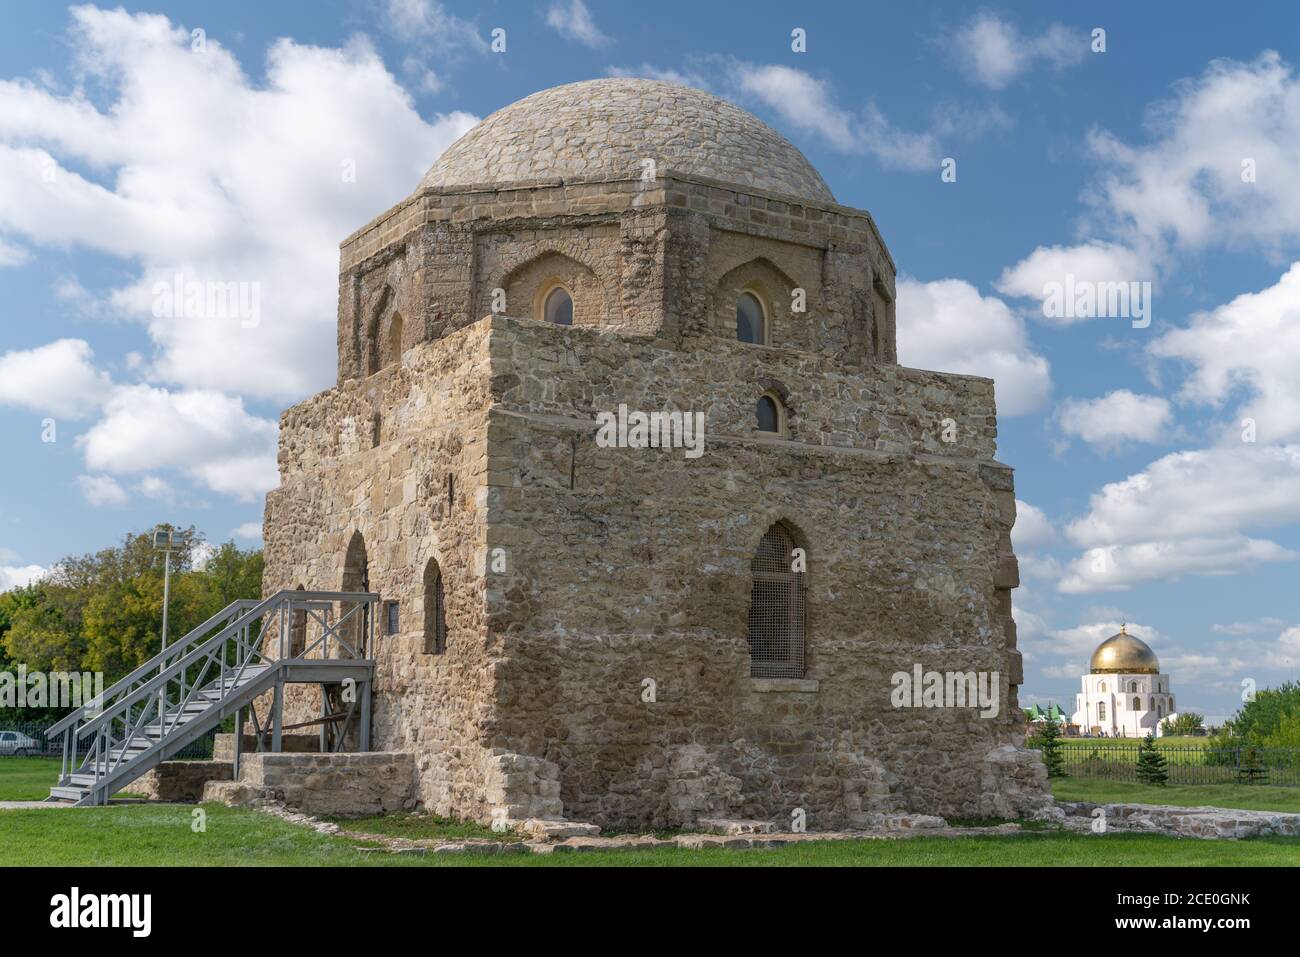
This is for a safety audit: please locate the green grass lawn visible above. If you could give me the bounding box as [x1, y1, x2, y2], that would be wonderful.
[2, 802, 1299, 865]
[326, 811, 520, 842]
[1052, 778, 1300, 812]
[0, 757, 63, 801]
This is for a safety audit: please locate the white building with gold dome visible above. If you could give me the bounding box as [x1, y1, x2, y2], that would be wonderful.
[1071, 626, 1177, 737]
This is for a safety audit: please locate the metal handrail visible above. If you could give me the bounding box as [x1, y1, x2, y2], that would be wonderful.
[48, 599, 259, 736]
[58, 589, 377, 803]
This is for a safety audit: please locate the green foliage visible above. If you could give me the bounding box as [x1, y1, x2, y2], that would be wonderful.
[1238, 745, 1269, 786]
[0, 528, 263, 701]
[1031, 714, 1067, 778]
[1135, 734, 1168, 786]
[1160, 712, 1204, 736]
[1211, 681, 1300, 749]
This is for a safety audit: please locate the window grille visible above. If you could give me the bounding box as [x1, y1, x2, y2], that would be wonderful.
[746, 524, 806, 678]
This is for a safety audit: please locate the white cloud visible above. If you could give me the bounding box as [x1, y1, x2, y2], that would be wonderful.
[1057, 390, 1173, 449]
[79, 384, 278, 501]
[137, 475, 175, 502]
[1086, 51, 1300, 256]
[383, 0, 486, 54]
[948, 14, 1086, 89]
[546, 1, 611, 48]
[606, 64, 712, 90]
[232, 521, 263, 542]
[0, 563, 46, 590]
[0, 7, 479, 403]
[76, 473, 128, 507]
[1066, 445, 1300, 548]
[734, 63, 942, 170]
[1059, 536, 1296, 593]
[0, 338, 111, 418]
[1012, 500, 1055, 549]
[995, 242, 1155, 324]
[896, 277, 1051, 415]
[1213, 617, 1284, 636]
[0, 237, 28, 266]
[1151, 262, 1300, 444]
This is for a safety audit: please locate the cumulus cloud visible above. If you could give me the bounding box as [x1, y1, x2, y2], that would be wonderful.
[1213, 617, 1285, 636]
[545, 0, 611, 48]
[0, 7, 478, 403]
[231, 521, 263, 542]
[1012, 500, 1055, 549]
[0, 563, 46, 590]
[76, 473, 128, 507]
[1086, 52, 1300, 256]
[733, 63, 950, 171]
[383, 0, 487, 54]
[947, 14, 1086, 89]
[896, 277, 1051, 416]
[1151, 262, 1300, 444]
[996, 242, 1156, 324]
[0, 338, 111, 418]
[79, 385, 278, 501]
[1056, 390, 1173, 450]
[1056, 444, 1300, 592]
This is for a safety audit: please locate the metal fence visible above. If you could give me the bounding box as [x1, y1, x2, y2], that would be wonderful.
[1035, 744, 1300, 786]
[0, 722, 217, 760]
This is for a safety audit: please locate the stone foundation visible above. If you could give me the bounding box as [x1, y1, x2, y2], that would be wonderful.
[136, 761, 232, 802]
[1061, 802, 1300, 839]
[204, 752, 416, 818]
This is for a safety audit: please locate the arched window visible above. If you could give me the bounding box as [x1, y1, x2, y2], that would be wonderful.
[543, 285, 573, 325]
[1098, 701, 1107, 721]
[756, 394, 781, 433]
[1156, 704, 1163, 718]
[289, 584, 306, 657]
[746, 523, 805, 678]
[387, 313, 404, 367]
[1099, 681, 1107, 693]
[341, 531, 370, 654]
[736, 291, 766, 344]
[423, 558, 446, 655]
[1133, 696, 1141, 712]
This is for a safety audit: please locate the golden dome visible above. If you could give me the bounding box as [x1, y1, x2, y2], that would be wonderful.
[1089, 625, 1159, 674]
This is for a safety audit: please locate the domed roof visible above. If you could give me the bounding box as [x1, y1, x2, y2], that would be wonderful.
[1089, 626, 1160, 674]
[420, 78, 834, 202]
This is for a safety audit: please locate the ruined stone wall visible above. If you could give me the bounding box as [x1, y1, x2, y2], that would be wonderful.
[263, 320, 501, 821]
[479, 316, 1034, 828]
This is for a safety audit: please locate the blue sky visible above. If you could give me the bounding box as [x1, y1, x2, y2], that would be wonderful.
[1, 1, 1299, 722]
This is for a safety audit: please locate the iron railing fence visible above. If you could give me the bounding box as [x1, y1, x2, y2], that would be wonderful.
[1, 721, 217, 759]
[1032, 743, 1300, 786]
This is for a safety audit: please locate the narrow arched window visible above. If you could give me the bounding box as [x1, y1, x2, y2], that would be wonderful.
[290, 584, 306, 657]
[736, 291, 765, 344]
[756, 395, 780, 433]
[1098, 701, 1106, 721]
[746, 523, 805, 678]
[1099, 681, 1106, 693]
[543, 285, 573, 325]
[1132, 697, 1140, 711]
[388, 313, 404, 367]
[423, 558, 446, 655]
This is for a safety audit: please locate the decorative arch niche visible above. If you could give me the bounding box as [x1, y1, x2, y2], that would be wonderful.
[713, 258, 802, 349]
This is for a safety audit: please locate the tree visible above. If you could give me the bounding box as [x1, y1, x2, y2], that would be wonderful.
[1238, 745, 1269, 786]
[1034, 714, 1067, 779]
[1135, 734, 1168, 786]
[1211, 681, 1300, 749]
[1160, 712, 1204, 737]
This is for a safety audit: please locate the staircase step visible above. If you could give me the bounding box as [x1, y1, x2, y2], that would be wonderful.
[49, 786, 88, 801]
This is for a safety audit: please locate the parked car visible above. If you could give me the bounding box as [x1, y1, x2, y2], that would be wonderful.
[0, 730, 42, 756]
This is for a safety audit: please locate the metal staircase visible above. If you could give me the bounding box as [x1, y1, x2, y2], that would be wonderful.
[46, 590, 377, 806]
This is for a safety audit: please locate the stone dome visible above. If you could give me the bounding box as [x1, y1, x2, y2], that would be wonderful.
[1089, 626, 1160, 674]
[420, 78, 835, 202]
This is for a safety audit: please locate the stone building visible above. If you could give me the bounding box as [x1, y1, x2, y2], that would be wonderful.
[1070, 626, 1178, 737]
[262, 78, 1050, 829]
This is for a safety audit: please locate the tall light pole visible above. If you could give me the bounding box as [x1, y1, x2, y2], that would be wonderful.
[153, 526, 194, 652]
[153, 526, 192, 727]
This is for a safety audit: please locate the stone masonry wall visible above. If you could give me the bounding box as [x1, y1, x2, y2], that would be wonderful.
[263, 320, 501, 822]
[479, 316, 1037, 828]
